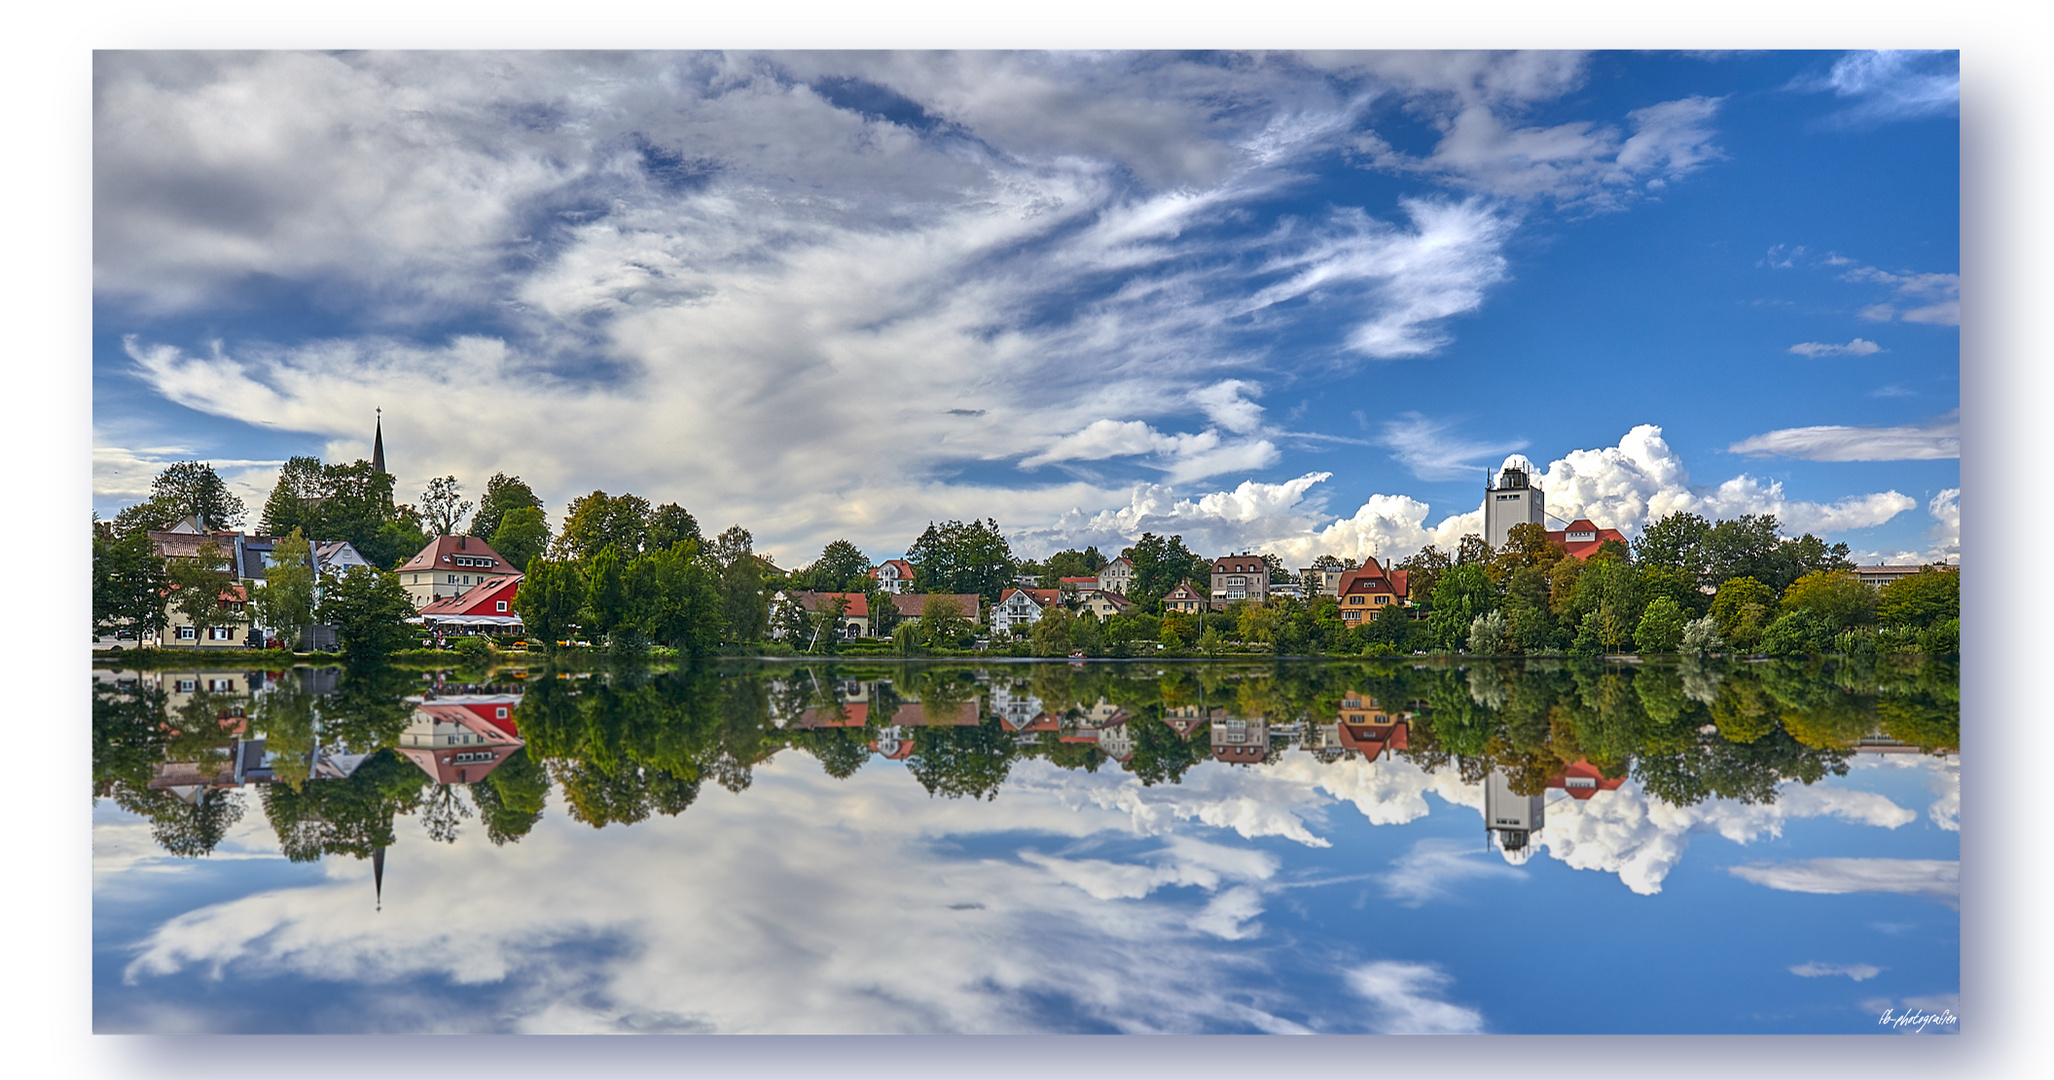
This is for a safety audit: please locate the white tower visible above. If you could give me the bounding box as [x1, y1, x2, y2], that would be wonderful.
[1484, 768, 1545, 865]
[1482, 454, 1546, 550]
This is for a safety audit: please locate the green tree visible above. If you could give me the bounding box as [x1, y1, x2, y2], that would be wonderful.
[166, 540, 237, 648]
[1681, 614, 1724, 657]
[582, 544, 629, 637]
[1455, 533, 1494, 568]
[93, 524, 170, 640]
[1634, 512, 1712, 581]
[515, 557, 586, 649]
[259, 455, 326, 537]
[1499, 564, 1556, 653]
[251, 528, 316, 649]
[317, 566, 418, 664]
[555, 491, 653, 562]
[867, 585, 901, 639]
[905, 718, 1016, 800]
[1030, 607, 1076, 656]
[809, 539, 872, 592]
[1877, 567, 1959, 629]
[488, 505, 549, 571]
[711, 526, 768, 643]
[1710, 576, 1776, 652]
[1634, 596, 1689, 653]
[906, 518, 1018, 601]
[1398, 544, 1452, 604]
[630, 543, 723, 655]
[129, 461, 248, 532]
[921, 593, 973, 649]
[1758, 609, 1830, 657]
[419, 475, 473, 536]
[1123, 533, 1208, 608]
[1492, 523, 1564, 581]
[1780, 570, 1876, 631]
[1428, 564, 1497, 649]
[647, 503, 702, 552]
[469, 473, 544, 540]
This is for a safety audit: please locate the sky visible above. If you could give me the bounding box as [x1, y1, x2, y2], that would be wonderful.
[92, 748, 1959, 1034]
[91, 50, 1960, 569]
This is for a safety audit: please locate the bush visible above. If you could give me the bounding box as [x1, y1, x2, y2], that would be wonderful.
[1466, 610, 1510, 655]
[453, 636, 492, 667]
[1680, 614, 1723, 657]
[1759, 610, 1829, 657]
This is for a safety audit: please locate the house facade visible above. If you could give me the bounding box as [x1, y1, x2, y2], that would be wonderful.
[1162, 581, 1207, 615]
[992, 587, 1058, 635]
[1096, 556, 1135, 596]
[1546, 518, 1627, 561]
[410, 575, 525, 636]
[1209, 715, 1269, 764]
[1336, 558, 1410, 625]
[868, 559, 916, 594]
[1074, 590, 1134, 621]
[1208, 554, 1269, 610]
[159, 583, 255, 649]
[396, 535, 523, 609]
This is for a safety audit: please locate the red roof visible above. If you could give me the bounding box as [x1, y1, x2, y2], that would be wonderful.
[869, 559, 915, 579]
[1547, 759, 1626, 799]
[1337, 719, 1409, 762]
[889, 593, 978, 619]
[1059, 576, 1098, 585]
[1211, 556, 1265, 573]
[798, 591, 869, 617]
[398, 535, 520, 575]
[394, 703, 524, 785]
[1164, 581, 1205, 602]
[1546, 522, 1627, 561]
[419, 575, 523, 618]
[999, 587, 1060, 607]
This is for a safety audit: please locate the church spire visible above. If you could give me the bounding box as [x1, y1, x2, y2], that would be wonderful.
[373, 845, 385, 912]
[371, 408, 386, 475]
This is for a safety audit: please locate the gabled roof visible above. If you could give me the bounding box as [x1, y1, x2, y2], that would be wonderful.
[398, 534, 519, 575]
[1164, 581, 1205, 601]
[889, 593, 977, 619]
[1211, 555, 1265, 573]
[998, 587, 1059, 608]
[1546, 523, 1627, 561]
[797, 591, 869, 617]
[870, 558, 915, 578]
[419, 575, 523, 618]
[1104, 556, 1133, 570]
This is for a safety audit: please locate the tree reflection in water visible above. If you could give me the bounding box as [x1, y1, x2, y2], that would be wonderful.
[91, 655, 1958, 861]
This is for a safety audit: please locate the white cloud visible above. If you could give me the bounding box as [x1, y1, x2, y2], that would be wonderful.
[1788, 338, 1885, 358]
[1840, 262, 1960, 326]
[1729, 858, 1958, 899]
[1728, 419, 1958, 462]
[1377, 412, 1527, 482]
[1343, 961, 1485, 1034]
[1790, 961, 1884, 982]
[1380, 837, 1524, 906]
[1812, 50, 1959, 125]
[1926, 488, 1960, 564]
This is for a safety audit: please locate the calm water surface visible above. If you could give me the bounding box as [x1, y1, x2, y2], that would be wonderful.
[92, 657, 1960, 1034]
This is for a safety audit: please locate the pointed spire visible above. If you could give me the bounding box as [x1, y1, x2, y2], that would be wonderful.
[371, 408, 386, 476]
[373, 845, 385, 912]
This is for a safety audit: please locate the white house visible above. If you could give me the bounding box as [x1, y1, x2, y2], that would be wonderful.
[868, 559, 916, 594]
[992, 587, 1058, 636]
[1095, 556, 1135, 596]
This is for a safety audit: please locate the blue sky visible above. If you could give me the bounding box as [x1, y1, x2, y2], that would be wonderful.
[92, 50, 1959, 567]
[93, 751, 1959, 1034]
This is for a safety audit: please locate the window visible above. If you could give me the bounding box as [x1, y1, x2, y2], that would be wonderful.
[497, 600, 509, 612]
[176, 626, 196, 640]
[209, 626, 234, 640]
[208, 678, 234, 692]
[496, 706, 509, 719]
[176, 679, 196, 693]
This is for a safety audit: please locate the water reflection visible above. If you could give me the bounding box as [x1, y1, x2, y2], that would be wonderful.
[92, 657, 1958, 1033]
[93, 656, 1957, 869]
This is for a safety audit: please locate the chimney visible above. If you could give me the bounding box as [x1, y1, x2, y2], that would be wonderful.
[458, 535, 467, 550]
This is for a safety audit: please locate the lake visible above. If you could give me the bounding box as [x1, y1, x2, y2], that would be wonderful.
[91, 656, 1960, 1034]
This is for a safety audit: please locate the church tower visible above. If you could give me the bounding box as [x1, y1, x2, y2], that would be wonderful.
[1482, 454, 1545, 550]
[371, 409, 386, 475]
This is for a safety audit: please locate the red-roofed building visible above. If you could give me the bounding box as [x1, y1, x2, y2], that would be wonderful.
[1546, 519, 1627, 561]
[1096, 556, 1135, 596]
[410, 575, 524, 636]
[1334, 692, 1411, 761]
[869, 558, 916, 594]
[993, 587, 1060, 635]
[1162, 580, 1207, 616]
[396, 535, 523, 609]
[1075, 590, 1135, 620]
[1336, 558, 1411, 625]
[1057, 576, 1099, 594]
[888, 592, 979, 624]
[1547, 759, 1627, 799]
[796, 591, 870, 640]
[159, 582, 254, 648]
[1210, 716, 1269, 764]
[394, 702, 525, 785]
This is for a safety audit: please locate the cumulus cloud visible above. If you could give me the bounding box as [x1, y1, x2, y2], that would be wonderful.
[1344, 961, 1485, 1034]
[1790, 961, 1884, 982]
[1728, 858, 1958, 899]
[1788, 338, 1884, 358]
[1728, 418, 1959, 462]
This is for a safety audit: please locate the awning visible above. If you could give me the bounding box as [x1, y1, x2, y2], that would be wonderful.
[406, 614, 525, 627]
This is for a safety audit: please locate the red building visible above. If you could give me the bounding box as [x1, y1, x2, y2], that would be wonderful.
[1336, 558, 1411, 624]
[1546, 519, 1627, 561]
[1547, 759, 1627, 799]
[412, 574, 524, 636]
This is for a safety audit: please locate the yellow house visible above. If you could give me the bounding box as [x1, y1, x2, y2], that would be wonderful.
[160, 584, 256, 649]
